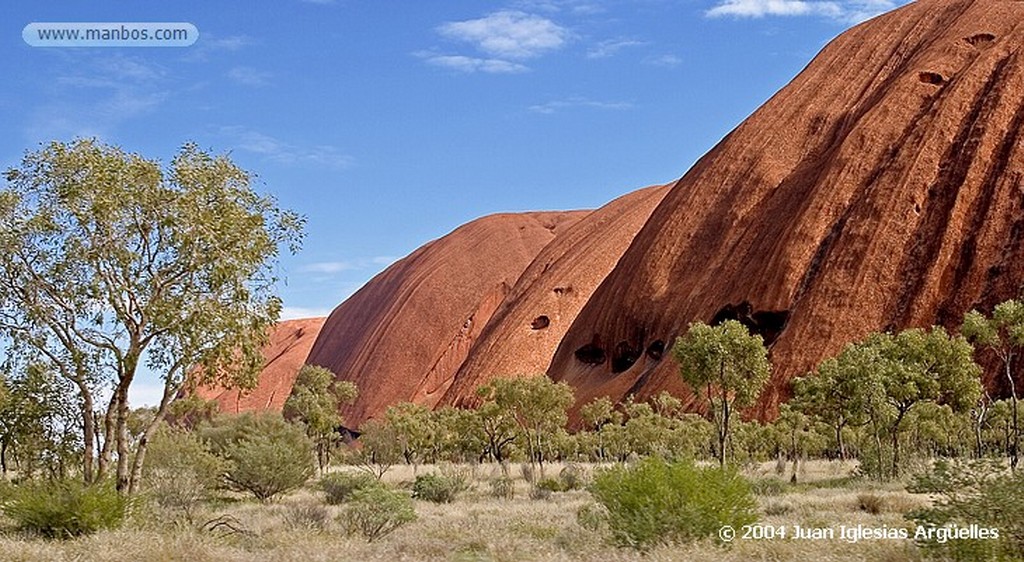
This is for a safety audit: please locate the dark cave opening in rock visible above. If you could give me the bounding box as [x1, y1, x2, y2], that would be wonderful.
[611, 341, 641, 373]
[710, 301, 791, 346]
[646, 339, 665, 361]
[531, 315, 550, 330]
[575, 343, 607, 365]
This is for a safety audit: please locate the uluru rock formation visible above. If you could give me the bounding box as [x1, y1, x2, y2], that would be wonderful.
[440, 184, 669, 407]
[194, 317, 326, 413]
[305, 211, 587, 428]
[547, 0, 1024, 415]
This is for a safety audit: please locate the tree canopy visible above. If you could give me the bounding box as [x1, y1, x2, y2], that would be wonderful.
[0, 139, 304, 492]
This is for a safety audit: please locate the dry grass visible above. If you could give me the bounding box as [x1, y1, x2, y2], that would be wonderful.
[0, 461, 932, 561]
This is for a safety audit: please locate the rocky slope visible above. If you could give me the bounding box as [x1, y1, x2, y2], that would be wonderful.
[440, 184, 670, 407]
[194, 317, 326, 413]
[546, 0, 1024, 414]
[305, 211, 587, 428]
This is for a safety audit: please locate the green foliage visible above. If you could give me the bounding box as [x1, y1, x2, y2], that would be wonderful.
[382, 402, 435, 467]
[963, 300, 1024, 468]
[411, 472, 467, 503]
[357, 419, 403, 480]
[320, 471, 380, 505]
[201, 413, 315, 501]
[2, 480, 129, 538]
[908, 459, 1024, 560]
[0, 139, 304, 488]
[587, 457, 758, 550]
[142, 426, 225, 522]
[283, 365, 357, 472]
[342, 487, 417, 542]
[476, 376, 574, 470]
[0, 364, 81, 480]
[166, 395, 219, 430]
[672, 320, 771, 466]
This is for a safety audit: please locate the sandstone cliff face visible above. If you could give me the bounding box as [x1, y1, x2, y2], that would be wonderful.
[305, 211, 587, 428]
[548, 0, 1024, 413]
[440, 185, 670, 406]
[194, 317, 326, 413]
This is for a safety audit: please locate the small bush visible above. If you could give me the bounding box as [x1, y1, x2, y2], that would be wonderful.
[3, 480, 129, 539]
[412, 473, 466, 503]
[490, 476, 515, 500]
[320, 472, 379, 505]
[342, 487, 417, 542]
[587, 457, 758, 550]
[559, 463, 585, 490]
[202, 413, 316, 502]
[908, 459, 1024, 560]
[281, 501, 330, 531]
[143, 427, 225, 523]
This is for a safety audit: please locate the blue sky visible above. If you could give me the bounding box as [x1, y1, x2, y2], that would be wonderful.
[2, 0, 906, 405]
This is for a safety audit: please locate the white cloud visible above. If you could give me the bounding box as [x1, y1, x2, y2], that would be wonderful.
[586, 38, 645, 59]
[707, 0, 842, 18]
[644, 53, 682, 67]
[437, 11, 571, 60]
[220, 126, 354, 168]
[280, 306, 334, 320]
[422, 54, 530, 74]
[706, 0, 902, 21]
[228, 66, 273, 87]
[25, 55, 168, 142]
[300, 256, 398, 274]
[528, 96, 633, 114]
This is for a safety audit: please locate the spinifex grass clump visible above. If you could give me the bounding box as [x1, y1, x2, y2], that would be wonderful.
[320, 471, 381, 505]
[342, 487, 417, 542]
[3, 479, 129, 539]
[585, 457, 757, 550]
[411, 472, 466, 503]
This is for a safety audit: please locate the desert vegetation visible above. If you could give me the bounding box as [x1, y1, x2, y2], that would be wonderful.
[1, 140, 1023, 560]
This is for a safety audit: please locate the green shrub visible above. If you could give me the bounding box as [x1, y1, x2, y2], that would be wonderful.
[411, 473, 466, 503]
[490, 476, 515, 500]
[586, 457, 758, 550]
[908, 459, 1024, 560]
[342, 487, 417, 541]
[202, 413, 315, 502]
[535, 477, 565, 493]
[3, 480, 129, 539]
[320, 471, 379, 505]
[143, 426, 226, 523]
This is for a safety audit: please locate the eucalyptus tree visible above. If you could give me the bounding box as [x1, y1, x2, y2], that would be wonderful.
[0, 139, 303, 492]
[963, 300, 1024, 469]
[672, 320, 771, 466]
[283, 365, 357, 472]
